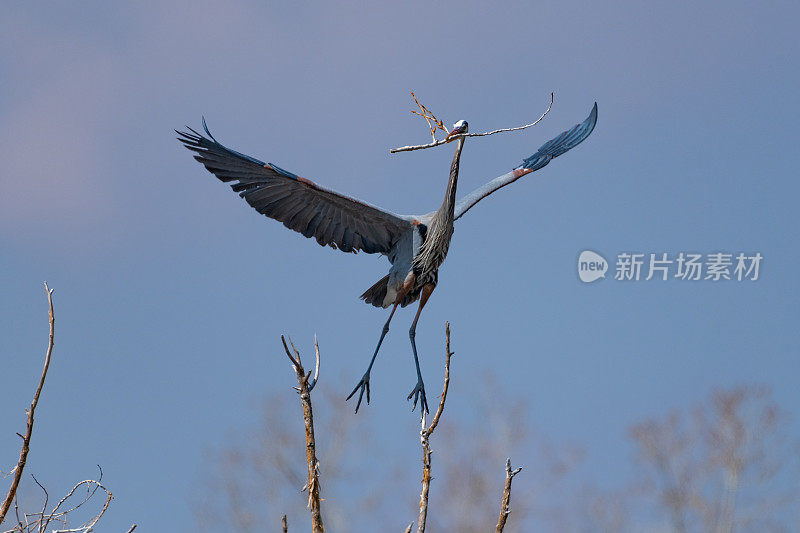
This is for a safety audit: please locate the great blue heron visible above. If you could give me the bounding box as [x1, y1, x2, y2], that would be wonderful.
[177, 102, 597, 413]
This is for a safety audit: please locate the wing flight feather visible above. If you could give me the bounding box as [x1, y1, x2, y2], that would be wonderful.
[178, 121, 412, 254]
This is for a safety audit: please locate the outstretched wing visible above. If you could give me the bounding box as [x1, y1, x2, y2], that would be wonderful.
[178, 120, 412, 254]
[454, 102, 597, 221]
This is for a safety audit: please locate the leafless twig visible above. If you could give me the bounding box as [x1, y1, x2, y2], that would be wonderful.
[29, 475, 47, 533]
[410, 91, 449, 142]
[12, 496, 23, 532]
[125, 525, 137, 533]
[416, 322, 454, 533]
[0, 283, 55, 526]
[281, 335, 325, 533]
[309, 335, 321, 392]
[281, 514, 288, 533]
[390, 93, 554, 153]
[42, 466, 104, 526]
[17, 477, 113, 533]
[495, 459, 523, 532]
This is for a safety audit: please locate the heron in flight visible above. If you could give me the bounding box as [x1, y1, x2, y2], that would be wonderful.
[177, 102, 597, 413]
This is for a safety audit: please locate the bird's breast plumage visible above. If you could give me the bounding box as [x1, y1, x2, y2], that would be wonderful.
[411, 215, 454, 287]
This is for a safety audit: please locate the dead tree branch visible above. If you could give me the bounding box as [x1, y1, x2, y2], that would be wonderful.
[43, 465, 105, 529]
[410, 91, 449, 142]
[45, 478, 113, 533]
[0, 474, 114, 533]
[0, 288, 121, 533]
[390, 93, 554, 153]
[11, 497, 22, 532]
[416, 322, 454, 533]
[281, 335, 324, 533]
[30, 474, 47, 533]
[0, 283, 55, 526]
[495, 459, 522, 533]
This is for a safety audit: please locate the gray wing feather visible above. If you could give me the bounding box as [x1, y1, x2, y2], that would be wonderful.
[178, 122, 412, 254]
[518, 102, 598, 171]
[453, 102, 597, 221]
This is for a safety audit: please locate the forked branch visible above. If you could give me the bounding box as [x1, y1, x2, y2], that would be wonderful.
[281, 335, 324, 533]
[0, 283, 55, 526]
[415, 322, 454, 533]
[390, 93, 554, 153]
[44, 477, 113, 533]
[495, 459, 523, 533]
[2, 468, 114, 533]
[410, 91, 449, 142]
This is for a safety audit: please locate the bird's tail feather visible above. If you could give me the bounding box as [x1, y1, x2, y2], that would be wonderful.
[360, 274, 420, 308]
[360, 275, 391, 308]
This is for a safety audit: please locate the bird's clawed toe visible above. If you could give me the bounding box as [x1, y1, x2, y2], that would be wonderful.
[407, 378, 429, 414]
[346, 372, 371, 413]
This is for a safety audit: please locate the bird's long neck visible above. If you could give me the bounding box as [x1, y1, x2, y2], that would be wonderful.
[412, 136, 464, 270]
[438, 136, 465, 222]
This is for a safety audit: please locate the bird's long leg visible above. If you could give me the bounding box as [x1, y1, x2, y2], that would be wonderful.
[347, 274, 415, 413]
[407, 283, 435, 414]
[346, 303, 399, 412]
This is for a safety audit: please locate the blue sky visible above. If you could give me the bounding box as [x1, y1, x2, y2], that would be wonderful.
[1, 1, 798, 530]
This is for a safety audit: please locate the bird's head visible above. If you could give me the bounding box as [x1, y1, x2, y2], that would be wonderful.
[445, 119, 468, 141]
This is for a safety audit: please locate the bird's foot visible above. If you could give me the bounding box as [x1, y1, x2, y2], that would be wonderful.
[346, 372, 371, 413]
[407, 377, 429, 414]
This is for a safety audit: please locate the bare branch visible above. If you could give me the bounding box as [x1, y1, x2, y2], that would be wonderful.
[43, 479, 112, 533]
[409, 91, 449, 142]
[49, 466, 103, 521]
[281, 336, 324, 533]
[390, 93, 554, 153]
[281, 514, 287, 533]
[426, 322, 452, 437]
[411, 92, 437, 142]
[13, 495, 23, 532]
[416, 322, 454, 533]
[308, 334, 321, 392]
[469, 92, 553, 137]
[495, 458, 523, 533]
[29, 475, 47, 533]
[281, 335, 300, 369]
[0, 283, 55, 526]
[403, 522, 413, 533]
[126, 525, 138, 533]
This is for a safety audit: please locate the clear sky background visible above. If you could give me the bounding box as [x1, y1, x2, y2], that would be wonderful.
[1, 1, 798, 531]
